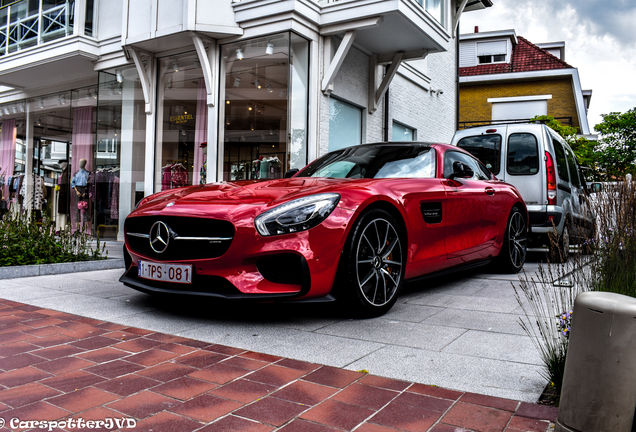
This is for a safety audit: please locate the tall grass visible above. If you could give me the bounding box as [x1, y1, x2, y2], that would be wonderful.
[513, 179, 636, 404]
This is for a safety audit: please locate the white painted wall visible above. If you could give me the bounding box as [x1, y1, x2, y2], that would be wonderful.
[96, 0, 124, 40]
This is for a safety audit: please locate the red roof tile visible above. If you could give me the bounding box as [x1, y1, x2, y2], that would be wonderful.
[460, 36, 573, 77]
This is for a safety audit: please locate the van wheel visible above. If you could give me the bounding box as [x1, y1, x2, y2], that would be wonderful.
[497, 207, 527, 273]
[550, 223, 570, 263]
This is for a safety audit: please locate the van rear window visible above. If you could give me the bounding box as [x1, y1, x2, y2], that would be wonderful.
[456, 135, 501, 175]
[507, 133, 539, 175]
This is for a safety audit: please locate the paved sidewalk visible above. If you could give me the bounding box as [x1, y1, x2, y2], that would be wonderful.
[0, 299, 557, 432]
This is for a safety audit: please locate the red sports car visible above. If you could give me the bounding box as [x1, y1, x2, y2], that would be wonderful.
[121, 143, 528, 316]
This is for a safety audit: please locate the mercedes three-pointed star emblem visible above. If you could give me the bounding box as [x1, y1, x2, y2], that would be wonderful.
[149, 221, 171, 254]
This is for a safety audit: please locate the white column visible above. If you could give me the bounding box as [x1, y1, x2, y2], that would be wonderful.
[73, 0, 87, 37]
[118, 74, 136, 241]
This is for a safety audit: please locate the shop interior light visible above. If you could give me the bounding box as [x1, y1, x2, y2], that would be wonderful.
[37, 117, 42, 126]
[226, 100, 230, 104]
[248, 103, 253, 111]
[18, 103, 25, 113]
[236, 48, 244, 60]
[3, 107, 9, 115]
[116, 69, 123, 83]
[254, 78, 261, 89]
[38, 98, 44, 108]
[172, 61, 180, 72]
[166, 80, 173, 89]
[240, 134, 245, 142]
[266, 43, 274, 55]
[10, 105, 17, 114]
[266, 82, 273, 93]
[58, 95, 66, 105]
[234, 77, 241, 87]
[279, 89, 286, 98]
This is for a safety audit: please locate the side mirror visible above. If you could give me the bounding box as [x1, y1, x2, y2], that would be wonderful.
[449, 161, 474, 180]
[284, 168, 299, 178]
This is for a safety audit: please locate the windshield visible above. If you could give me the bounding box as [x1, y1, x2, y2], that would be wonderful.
[297, 144, 436, 179]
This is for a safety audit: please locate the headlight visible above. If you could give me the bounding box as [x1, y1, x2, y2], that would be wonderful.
[255, 193, 340, 236]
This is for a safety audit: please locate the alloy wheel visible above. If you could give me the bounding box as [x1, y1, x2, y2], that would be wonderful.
[355, 218, 403, 307]
[508, 210, 527, 269]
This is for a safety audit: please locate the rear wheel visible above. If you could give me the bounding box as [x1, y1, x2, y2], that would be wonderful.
[550, 222, 570, 263]
[497, 207, 527, 273]
[341, 209, 405, 317]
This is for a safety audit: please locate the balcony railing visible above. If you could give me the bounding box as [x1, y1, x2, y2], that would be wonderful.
[0, 1, 75, 56]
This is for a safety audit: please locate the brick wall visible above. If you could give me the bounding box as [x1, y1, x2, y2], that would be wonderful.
[459, 78, 580, 130]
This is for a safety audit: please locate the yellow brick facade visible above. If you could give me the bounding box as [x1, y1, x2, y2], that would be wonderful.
[459, 78, 581, 132]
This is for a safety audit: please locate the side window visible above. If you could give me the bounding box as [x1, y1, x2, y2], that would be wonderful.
[507, 133, 539, 175]
[565, 149, 581, 187]
[444, 151, 490, 181]
[552, 138, 569, 183]
[456, 134, 501, 175]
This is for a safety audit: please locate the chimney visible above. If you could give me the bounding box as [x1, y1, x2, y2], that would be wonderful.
[474, 26, 479, 33]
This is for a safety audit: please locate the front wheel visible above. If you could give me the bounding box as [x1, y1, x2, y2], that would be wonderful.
[341, 209, 406, 317]
[497, 207, 527, 273]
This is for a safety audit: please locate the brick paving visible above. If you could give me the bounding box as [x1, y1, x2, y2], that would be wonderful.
[0, 299, 558, 432]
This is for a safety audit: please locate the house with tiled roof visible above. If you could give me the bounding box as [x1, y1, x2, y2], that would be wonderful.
[458, 29, 593, 137]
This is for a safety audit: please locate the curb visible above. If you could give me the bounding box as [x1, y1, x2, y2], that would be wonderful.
[0, 258, 124, 280]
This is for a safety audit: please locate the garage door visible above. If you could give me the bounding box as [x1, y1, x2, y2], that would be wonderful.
[491, 100, 548, 121]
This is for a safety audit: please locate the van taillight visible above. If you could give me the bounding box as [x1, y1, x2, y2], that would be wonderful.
[546, 151, 557, 205]
[486, 129, 497, 133]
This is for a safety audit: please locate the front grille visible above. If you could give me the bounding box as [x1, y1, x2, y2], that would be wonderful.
[125, 216, 235, 261]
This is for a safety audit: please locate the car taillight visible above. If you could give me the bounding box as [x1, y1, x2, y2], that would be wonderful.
[545, 151, 557, 205]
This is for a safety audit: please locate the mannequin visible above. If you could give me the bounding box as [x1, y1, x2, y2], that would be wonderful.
[56, 161, 69, 230]
[71, 158, 91, 230]
[200, 143, 207, 185]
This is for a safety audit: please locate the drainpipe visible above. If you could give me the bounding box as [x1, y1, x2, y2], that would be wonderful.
[455, 22, 460, 131]
[383, 64, 390, 142]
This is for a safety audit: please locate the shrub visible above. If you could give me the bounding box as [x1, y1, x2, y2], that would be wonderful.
[0, 211, 106, 266]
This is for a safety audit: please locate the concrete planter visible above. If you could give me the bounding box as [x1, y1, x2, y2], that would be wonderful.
[0, 258, 124, 280]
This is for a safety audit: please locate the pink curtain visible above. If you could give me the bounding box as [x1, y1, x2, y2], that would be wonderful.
[70, 107, 93, 231]
[193, 79, 208, 185]
[0, 119, 16, 200]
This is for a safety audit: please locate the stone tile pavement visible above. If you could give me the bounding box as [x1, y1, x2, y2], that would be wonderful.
[0, 298, 558, 432]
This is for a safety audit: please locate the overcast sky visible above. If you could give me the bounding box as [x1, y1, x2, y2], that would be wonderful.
[459, 0, 636, 131]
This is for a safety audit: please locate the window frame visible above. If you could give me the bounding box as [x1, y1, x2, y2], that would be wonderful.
[506, 133, 540, 176]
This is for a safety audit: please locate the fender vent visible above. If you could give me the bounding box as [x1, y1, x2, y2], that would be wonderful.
[420, 202, 443, 224]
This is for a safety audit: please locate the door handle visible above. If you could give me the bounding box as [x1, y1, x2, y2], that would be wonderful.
[485, 187, 495, 196]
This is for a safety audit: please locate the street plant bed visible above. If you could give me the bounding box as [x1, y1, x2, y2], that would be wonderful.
[0, 211, 107, 267]
[515, 180, 636, 407]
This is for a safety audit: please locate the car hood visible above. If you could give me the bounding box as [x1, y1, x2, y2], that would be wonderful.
[136, 177, 374, 213]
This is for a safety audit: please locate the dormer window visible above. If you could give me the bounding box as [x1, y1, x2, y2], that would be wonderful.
[478, 54, 506, 64]
[477, 40, 507, 64]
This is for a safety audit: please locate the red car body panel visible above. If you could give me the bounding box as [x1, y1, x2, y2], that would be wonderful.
[121, 144, 526, 301]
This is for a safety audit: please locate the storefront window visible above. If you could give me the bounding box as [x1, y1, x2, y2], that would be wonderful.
[96, 69, 146, 241]
[155, 53, 207, 191]
[392, 122, 415, 141]
[329, 98, 362, 151]
[220, 32, 309, 181]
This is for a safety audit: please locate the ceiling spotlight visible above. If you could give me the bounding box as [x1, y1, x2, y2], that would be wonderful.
[233, 77, 241, 87]
[58, 95, 66, 105]
[172, 61, 180, 72]
[254, 78, 261, 89]
[193, 58, 201, 68]
[266, 43, 274, 55]
[3, 107, 9, 115]
[247, 103, 253, 111]
[37, 117, 42, 126]
[266, 82, 273, 93]
[18, 103, 25, 113]
[236, 48, 244, 60]
[240, 134, 245, 142]
[10, 105, 17, 114]
[116, 69, 123, 83]
[226, 100, 230, 104]
[38, 98, 44, 108]
[278, 89, 286, 98]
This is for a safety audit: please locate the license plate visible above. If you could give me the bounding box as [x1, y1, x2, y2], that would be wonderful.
[138, 260, 192, 284]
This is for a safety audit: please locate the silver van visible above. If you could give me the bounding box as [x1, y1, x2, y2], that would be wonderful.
[451, 123, 595, 260]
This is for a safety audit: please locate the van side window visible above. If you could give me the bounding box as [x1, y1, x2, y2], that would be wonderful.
[456, 135, 501, 175]
[552, 138, 569, 183]
[565, 149, 581, 187]
[507, 133, 539, 175]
